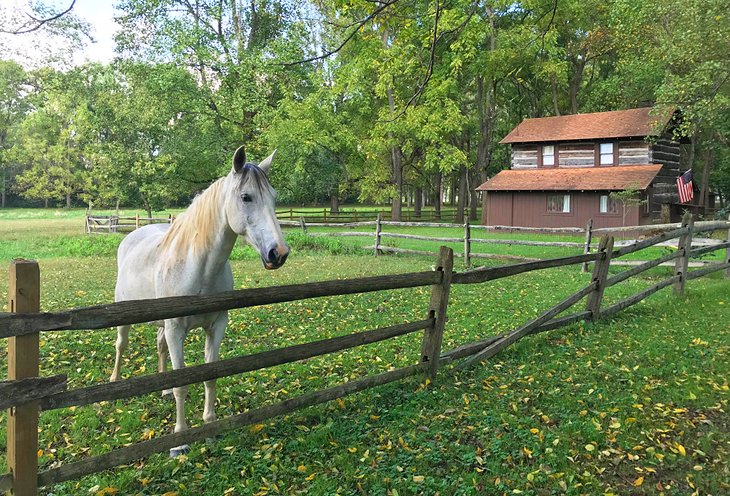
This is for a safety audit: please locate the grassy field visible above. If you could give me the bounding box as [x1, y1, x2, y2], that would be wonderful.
[0, 210, 728, 496]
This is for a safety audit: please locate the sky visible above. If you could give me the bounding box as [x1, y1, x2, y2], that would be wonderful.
[0, 0, 119, 67]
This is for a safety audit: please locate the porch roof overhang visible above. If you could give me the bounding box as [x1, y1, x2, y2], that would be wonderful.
[475, 165, 663, 192]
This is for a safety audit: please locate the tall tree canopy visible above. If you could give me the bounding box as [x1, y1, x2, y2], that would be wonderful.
[0, 0, 728, 212]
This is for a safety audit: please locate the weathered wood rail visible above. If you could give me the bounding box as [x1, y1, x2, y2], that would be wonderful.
[3, 213, 729, 494]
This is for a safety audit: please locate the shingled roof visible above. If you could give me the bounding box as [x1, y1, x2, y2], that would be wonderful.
[500, 108, 672, 144]
[476, 165, 663, 192]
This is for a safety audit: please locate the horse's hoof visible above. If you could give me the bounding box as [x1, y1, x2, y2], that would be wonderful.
[169, 444, 190, 458]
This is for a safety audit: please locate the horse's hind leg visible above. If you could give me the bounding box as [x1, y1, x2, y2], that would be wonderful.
[110, 325, 130, 382]
[156, 326, 173, 397]
[203, 313, 227, 425]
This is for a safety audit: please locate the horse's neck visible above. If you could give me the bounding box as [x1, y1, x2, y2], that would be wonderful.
[163, 182, 237, 277]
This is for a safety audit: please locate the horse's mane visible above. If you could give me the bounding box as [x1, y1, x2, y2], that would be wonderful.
[160, 178, 226, 256]
[160, 164, 272, 257]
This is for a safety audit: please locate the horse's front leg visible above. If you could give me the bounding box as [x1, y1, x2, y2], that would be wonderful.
[164, 320, 189, 457]
[157, 326, 173, 397]
[203, 312, 227, 424]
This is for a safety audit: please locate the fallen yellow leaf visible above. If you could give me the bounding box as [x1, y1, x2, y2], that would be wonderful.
[633, 476, 644, 487]
[675, 442, 686, 456]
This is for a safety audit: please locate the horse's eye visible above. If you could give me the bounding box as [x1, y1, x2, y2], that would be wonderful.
[241, 193, 253, 203]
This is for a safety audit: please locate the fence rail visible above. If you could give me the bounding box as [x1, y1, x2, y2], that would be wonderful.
[3, 213, 729, 494]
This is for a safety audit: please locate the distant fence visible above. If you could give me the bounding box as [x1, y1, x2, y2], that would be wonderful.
[275, 207, 469, 224]
[2, 213, 729, 494]
[85, 214, 173, 234]
[85, 208, 468, 234]
[283, 215, 730, 269]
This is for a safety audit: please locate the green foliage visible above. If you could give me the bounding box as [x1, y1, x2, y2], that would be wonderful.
[284, 231, 364, 256]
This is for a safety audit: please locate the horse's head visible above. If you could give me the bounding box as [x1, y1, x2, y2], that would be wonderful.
[225, 146, 289, 270]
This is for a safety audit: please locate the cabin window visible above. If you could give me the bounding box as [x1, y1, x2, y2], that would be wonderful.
[599, 194, 619, 214]
[547, 194, 571, 213]
[542, 145, 555, 166]
[599, 143, 614, 165]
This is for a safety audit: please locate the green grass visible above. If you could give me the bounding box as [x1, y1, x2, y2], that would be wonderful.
[0, 210, 728, 496]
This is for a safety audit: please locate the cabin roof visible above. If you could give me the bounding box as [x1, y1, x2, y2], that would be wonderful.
[475, 165, 663, 192]
[499, 108, 673, 144]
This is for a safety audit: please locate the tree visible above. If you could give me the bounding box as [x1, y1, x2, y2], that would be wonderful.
[87, 62, 221, 215]
[610, 186, 647, 228]
[0, 59, 29, 207]
[115, 0, 311, 150]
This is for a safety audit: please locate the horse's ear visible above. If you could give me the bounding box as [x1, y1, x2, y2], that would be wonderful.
[232, 146, 246, 174]
[258, 149, 276, 173]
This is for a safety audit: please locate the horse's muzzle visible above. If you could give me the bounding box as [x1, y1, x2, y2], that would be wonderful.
[262, 245, 289, 270]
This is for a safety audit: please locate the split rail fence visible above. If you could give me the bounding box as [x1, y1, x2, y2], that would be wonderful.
[2, 213, 730, 495]
[284, 214, 730, 269]
[85, 214, 174, 234]
[275, 207, 468, 224]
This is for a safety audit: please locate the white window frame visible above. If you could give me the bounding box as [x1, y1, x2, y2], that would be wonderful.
[600, 142, 614, 165]
[599, 194, 619, 214]
[542, 145, 555, 166]
[547, 194, 571, 213]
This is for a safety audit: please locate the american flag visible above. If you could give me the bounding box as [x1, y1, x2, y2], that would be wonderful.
[676, 169, 694, 204]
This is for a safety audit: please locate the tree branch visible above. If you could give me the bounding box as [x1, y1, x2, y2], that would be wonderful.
[1, 0, 77, 35]
[282, 0, 401, 67]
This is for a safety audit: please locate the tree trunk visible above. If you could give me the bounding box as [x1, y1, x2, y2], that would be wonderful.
[382, 29, 404, 222]
[1, 171, 5, 208]
[699, 148, 713, 211]
[455, 165, 467, 224]
[434, 171, 442, 219]
[551, 74, 561, 116]
[44, 198, 49, 208]
[66, 192, 71, 209]
[568, 58, 586, 115]
[469, 169, 480, 221]
[330, 194, 340, 214]
[414, 186, 423, 218]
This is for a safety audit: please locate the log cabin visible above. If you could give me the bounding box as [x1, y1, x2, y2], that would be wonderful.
[476, 108, 693, 229]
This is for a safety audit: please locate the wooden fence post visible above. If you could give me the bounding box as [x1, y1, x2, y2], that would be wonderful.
[135, 214, 140, 230]
[585, 236, 614, 320]
[323, 209, 327, 223]
[374, 213, 382, 256]
[674, 212, 694, 296]
[581, 218, 593, 273]
[420, 246, 454, 378]
[299, 216, 307, 234]
[464, 221, 471, 269]
[7, 259, 41, 496]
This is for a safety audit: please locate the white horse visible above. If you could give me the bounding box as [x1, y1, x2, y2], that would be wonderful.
[111, 146, 289, 456]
